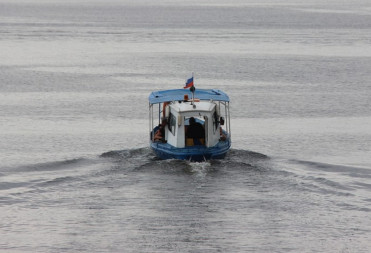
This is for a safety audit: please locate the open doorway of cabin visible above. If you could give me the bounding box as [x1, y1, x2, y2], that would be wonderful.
[184, 116, 206, 146]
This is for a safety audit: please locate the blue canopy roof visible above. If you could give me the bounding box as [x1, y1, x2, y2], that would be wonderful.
[149, 89, 229, 104]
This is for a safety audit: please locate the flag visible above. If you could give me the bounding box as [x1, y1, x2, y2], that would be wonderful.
[184, 76, 194, 89]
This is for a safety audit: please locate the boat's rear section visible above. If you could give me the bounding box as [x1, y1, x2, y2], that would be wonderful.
[148, 88, 231, 161]
[151, 137, 231, 162]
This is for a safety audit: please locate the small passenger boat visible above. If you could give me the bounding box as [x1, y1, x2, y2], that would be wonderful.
[148, 79, 231, 161]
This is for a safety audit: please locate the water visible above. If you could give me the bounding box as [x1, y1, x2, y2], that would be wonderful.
[1, 0, 371, 252]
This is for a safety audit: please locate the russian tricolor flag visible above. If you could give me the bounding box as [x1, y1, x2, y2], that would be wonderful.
[184, 76, 194, 89]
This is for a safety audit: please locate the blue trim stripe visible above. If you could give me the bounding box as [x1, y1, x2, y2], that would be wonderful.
[149, 88, 229, 104]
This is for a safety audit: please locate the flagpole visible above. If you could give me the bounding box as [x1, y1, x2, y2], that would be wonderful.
[190, 72, 195, 106]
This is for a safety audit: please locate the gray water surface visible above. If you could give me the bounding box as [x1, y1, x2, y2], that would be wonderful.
[1, 0, 371, 252]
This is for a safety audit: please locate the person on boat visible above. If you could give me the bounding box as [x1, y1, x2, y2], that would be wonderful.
[186, 117, 205, 139]
[154, 117, 167, 142]
[220, 127, 227, 141]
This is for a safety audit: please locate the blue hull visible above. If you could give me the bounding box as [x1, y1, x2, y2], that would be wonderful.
[150, 139, 231, 162]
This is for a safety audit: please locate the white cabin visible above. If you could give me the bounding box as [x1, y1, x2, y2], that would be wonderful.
[163, 100, 224, 148]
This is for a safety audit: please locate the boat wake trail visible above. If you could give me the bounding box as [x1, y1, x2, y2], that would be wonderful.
[100, 147, 270, 174]
[3, 147, 266, 179]
[2, 147, 370, 213]
[1, 148, 370, 253]
[278, 158, 371, 212]
[290, 159, 371, 178]
[2, 158, 90, 173]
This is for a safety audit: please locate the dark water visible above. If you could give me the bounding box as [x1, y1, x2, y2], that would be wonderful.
[1, 148, 370, 252]
[1, 0, 371, 252]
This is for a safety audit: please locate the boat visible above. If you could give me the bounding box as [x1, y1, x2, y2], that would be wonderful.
[148, 83, 231, 162]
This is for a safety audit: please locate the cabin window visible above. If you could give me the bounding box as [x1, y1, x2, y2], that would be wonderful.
[168, 113, 176, 136]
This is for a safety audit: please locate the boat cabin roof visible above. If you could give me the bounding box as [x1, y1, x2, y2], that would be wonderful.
[170, 101, 216, 113]
[149, 88, 229, 104]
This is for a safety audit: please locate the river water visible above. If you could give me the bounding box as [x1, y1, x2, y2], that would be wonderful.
[1, 0, 371, 252]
